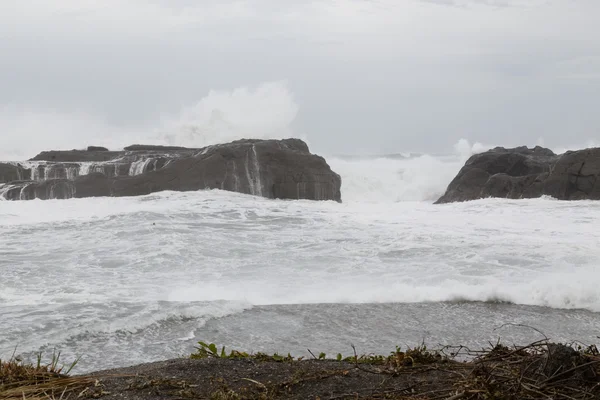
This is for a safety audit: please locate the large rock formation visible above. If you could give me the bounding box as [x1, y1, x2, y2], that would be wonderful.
[0, 163, 31, 182]
[436, 146, 600, 203]
[0, 139, 342, 202]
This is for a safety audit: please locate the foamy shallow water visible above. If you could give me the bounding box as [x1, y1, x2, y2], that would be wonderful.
[2, 158, 600, 372]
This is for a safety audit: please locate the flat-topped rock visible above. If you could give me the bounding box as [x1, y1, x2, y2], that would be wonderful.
[123, 144, 193, 151]
[436, 146, 600, 203]
[30, 145, 198, 163]
[1, 138, 342, 202]
[30, 150, 125, 162]
[87, 146, 109, 152]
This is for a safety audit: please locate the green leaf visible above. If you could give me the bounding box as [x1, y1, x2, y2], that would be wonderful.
[336, 353, 342, 361]
[318, 352, 326, 360]
[209, 343, 218, 355]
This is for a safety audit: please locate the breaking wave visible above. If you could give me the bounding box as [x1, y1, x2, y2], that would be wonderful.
[329, 154, 464, 203]
[167, 259, 600, 313]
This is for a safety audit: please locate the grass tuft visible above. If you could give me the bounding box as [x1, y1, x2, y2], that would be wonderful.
[193, 340, 600, 399]
[0, 352, 90, 400]
[191, 341, 446, 367]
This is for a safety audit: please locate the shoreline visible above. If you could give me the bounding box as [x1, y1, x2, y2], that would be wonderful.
[3, 340, 600, 399]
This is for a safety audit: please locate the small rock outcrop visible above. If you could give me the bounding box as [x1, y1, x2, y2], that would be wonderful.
[436, 146, 600, 203]
[123, 145, 191, 151]
[0, 138, 342, 202]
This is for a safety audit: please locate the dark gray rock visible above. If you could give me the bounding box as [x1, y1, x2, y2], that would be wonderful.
[74, 173, 112, 198]
[0, 163, 30, 183]
[537, 343, 598, 383]
[19, 180, 76, 200]
[31, 163, 83, 180]
[3, 138, 342, 202]
[436, 146, 600, 203]
[30, 150, 125, 162]
[540, 344, 579, 379]
[89, 139, 340, 201]
[1, 185, 25, 200]
[87, 146, 109, 152]
[123, 144, 192, 151]
[27, 162, 133, 181]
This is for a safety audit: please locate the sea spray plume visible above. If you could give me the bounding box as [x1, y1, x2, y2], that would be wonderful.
[453, 138, 493, 161]
[0, 81, 304, 160]
[157, 81, 302, 148]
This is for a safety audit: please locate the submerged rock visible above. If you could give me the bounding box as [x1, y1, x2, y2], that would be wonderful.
[436, 146, 600, 203]
[1, 138, 342, 202]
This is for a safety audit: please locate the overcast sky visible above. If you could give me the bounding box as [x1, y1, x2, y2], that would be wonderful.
[1, 0, 599, 159]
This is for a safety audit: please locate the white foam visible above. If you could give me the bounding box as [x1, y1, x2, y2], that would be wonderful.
[79, 163, 92, 176]
[2, 186, 600, 373]
[0, 190, 582, 311]
[128, 159, 154, 176]
[328, 154, 465, 203]
[2, 156, 600, 370]
[162, 246, 600, 312]
[251, 145, 263, 196]
[242, 145, 263, 196]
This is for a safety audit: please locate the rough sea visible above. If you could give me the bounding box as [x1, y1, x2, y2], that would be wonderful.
[1, 153, 599, 373]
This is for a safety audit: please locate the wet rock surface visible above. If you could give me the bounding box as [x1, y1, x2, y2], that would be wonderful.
[0, 138, 342, 202]
[436, 146, 600, 203]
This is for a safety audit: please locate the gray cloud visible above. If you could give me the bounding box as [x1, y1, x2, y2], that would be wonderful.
[1, 0, 599, 159]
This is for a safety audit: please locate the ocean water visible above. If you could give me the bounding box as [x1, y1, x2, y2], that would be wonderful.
[1, 154, 600, 373]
